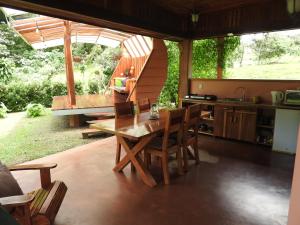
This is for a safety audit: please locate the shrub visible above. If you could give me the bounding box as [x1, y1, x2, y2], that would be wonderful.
[88, 80, 99, 94]
[0, 81, 85, 112]
[26, 103, 45, 117]
[0, 102, 8, 118]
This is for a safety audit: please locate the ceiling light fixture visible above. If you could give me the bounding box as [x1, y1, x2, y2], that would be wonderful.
[191, 12, 199, 24]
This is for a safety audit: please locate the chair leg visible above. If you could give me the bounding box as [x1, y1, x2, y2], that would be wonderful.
[194, 141, 200, 165]
[115, 142, 121, 165]
[176, 148, 184, 175]
[144, 152, 151, 169]
[162, 154, 170, 185]
[182, 145, 188, 172]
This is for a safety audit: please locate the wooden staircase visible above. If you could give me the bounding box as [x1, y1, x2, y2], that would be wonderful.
[107, 36, 168, 105]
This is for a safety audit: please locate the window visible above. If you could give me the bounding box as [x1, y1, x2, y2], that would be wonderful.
[192, 29, 300, 80]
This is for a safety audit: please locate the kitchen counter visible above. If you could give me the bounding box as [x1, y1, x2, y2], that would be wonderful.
[180, 98, 300, 110]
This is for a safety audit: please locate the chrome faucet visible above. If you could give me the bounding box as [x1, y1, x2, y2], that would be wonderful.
[234, 86, 246, 102]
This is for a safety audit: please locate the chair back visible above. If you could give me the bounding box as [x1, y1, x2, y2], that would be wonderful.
[184, 104, 201, 136]
[137, 98, 151, 113]
[162, 108, 186, 150]
[114, 101, 134, 119]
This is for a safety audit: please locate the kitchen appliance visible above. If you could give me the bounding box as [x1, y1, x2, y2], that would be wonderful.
[284, 90, 300, 105]
[273, 109, 300, 153]
[185, 94, 217, 101]
[271, 91, 284, 105]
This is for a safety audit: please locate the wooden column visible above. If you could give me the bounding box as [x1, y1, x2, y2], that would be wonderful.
[288, 125, 300, 225]
[216, 37, 224, 79]
[178, 40, 193, 103]
[64, 20, 76, 106]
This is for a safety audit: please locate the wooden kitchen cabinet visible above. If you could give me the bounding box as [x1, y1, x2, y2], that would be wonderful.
[213, 105, 226, 137]
[222, 109, 257, 142]
[237, 110, 257, 142]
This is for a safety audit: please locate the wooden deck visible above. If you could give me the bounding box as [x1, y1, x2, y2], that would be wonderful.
[51, 94, 115, 116]
[12, 135, 294, 225]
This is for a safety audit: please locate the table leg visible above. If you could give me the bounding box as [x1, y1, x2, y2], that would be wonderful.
[114, 135, 157, 187]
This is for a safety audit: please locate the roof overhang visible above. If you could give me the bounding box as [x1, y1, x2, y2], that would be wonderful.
[1, 0, 300, 40]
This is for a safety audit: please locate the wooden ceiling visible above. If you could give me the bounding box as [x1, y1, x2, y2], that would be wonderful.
[148, 0, 269, 15]
[1, 0, 300, 40]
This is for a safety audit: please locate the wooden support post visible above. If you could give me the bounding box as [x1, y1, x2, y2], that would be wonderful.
[288, 125, 300, 225]
[216, 37, 224, 79]
[64, 21, 76, 106]
[178, 40, 193, 104]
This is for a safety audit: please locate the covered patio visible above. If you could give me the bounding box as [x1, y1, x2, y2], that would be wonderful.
[1, 0, 300, 225]
[13, 136, 293, 225]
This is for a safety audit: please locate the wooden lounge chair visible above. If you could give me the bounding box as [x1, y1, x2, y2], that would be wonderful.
[0, 163, 67, 225]
[144, 108, 185, 184]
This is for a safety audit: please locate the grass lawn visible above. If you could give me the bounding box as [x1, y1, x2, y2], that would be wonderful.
[0, 110, 107, 166]
[226, 58, 300, 80]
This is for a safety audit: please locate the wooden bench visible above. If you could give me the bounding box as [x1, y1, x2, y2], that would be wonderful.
[0, 164, 67, 225]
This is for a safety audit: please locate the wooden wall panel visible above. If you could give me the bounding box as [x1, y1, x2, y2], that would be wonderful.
[134, 39, 168, 104]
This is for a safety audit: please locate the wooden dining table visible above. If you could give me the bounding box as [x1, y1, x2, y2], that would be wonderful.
[91, 111, 166, 187]
[91, 110, 210, 187]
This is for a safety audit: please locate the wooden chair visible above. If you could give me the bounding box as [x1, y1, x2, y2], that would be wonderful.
[182, 104, 201, 171]
[0, 163, 67, 225]
[114, 101, 135, 165]
[144, 108, 185, 184]
[136, 98, 151, 113]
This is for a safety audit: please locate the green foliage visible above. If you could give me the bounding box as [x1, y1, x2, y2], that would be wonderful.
[0, 102, 8, 118]
[251, 34, 286, 64]
[26, 103, 45, 117]
[88, 80, 100, 94]
[0, 81, 85, 112]
[0, 58, 14, 83]
[159, 41, 179, 105]
[223, 36, 241, 69]
[192, 38, 217, 78]
[192, 37, 240, 78]
[96, 47, 121, 80]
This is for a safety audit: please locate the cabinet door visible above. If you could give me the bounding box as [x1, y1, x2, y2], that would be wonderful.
[223, 110, 240, 140]
[213, 105, 225, 136]
[238, 110, 257, 143]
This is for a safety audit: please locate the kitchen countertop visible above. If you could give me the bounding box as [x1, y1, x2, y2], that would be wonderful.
[181, 98, 300, 110]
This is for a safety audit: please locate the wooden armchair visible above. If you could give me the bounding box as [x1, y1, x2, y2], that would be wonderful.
[182, 104, 201, 171]
[0, 163, 67, 225]
[144, 108, 185, 184]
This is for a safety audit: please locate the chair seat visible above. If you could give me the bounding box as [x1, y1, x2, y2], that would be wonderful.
[147, 136, 177, 150]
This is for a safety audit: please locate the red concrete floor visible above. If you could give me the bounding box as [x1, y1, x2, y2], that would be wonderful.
[12, 135, 295, 225]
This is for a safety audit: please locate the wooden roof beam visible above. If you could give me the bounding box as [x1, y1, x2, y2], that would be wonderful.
[0, 0, 188, 40]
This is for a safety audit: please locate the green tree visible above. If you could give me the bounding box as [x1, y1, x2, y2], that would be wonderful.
[192, 36, 240, 78]
[251, 34, 286, 64]
[192, 38, 217, 78]
[159, 41, 179, 105]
